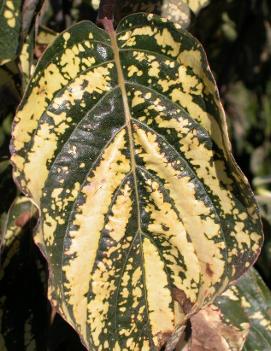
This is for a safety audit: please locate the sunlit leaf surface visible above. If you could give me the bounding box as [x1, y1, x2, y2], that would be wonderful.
[11, 13, 263, 350]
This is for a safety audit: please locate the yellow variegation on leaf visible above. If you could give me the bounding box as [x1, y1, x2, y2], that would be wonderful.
[118, 0, 210, 28]
[11, 13, 263, 351]
[0, 0, 23, 65]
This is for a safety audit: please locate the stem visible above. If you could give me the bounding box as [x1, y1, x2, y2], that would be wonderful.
[97, 0, 117, 29]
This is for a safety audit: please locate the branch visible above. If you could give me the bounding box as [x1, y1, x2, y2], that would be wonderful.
[97, 0, 117, 32]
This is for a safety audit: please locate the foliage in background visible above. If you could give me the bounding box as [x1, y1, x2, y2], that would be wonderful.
[0, 0, 270, 350]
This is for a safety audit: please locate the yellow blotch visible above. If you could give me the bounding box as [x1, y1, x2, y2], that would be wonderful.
[132, 267, 142, 287]
[62, 129, 130, 342]
[233, 222, 251, 250]
[240, 296, 251, 308]
[251, 312, 271, 331]
[148, 61, 160, 77]
[63, 32, 70, 41]
[130, 26, 155, 38]
[105, 183, 132, 242]
[119, 26, 155, 48]
[155, 115, 190, 134]
[43, 212, 57, 246]
[131, 90, 145, 108]
[6, 0, 14, 9]
[113, 342, 121, 351]
[4, 3, 16, 28]
[154, 28, 180, 57]
[4, 9, 12, 18]
[143, 237, 175, 348]
[127, 65, 141, 77]
[222, 287, 239, 301]
[133, 51, 153, 62]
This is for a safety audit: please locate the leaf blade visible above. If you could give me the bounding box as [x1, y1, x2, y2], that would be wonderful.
[11, 13, 263, 350]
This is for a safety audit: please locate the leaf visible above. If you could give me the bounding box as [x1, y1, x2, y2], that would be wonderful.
[0, 0, 44, 65]
[0, 0, 23, 65]
[214, 268, 271, 351]
[19, 28, 35, 90]
[11, 13, 263, 350]
[188, 268, 271, 351]
[21, 0, 44, 39]
[35, 25, 57, 58]
[189, 304, 249, 351]
[118, 0, 210, 28]
[0, 197, 49, 351]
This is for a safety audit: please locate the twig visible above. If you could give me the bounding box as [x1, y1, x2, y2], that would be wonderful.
[97, 0, 117, 31]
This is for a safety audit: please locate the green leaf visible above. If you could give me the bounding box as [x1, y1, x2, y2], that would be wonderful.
[214, 268, 271, 351]
[0, 197, 48, 351]
[0, 0, 44, 65]
[11, 13, 263, 350]
[0, 0, 23, 65]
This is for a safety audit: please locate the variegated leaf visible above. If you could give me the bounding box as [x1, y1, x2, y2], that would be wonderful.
[0, 197, 48, 351]
[0, 0, 23, 65]
[118, 0, 210, 28]
[0, 0, 44, 66]
[11, 13, 263, 350]
[35, 25, 57, 58]
[19, 28, 35, 90]
[214, 268, 271, 351]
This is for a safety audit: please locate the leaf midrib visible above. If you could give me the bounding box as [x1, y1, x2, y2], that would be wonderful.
[108, 27, 154, 346]
[109, 30, 141, 233]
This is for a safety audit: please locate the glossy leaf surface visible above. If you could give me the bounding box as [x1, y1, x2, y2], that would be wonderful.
[11, 13, 263, 350]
